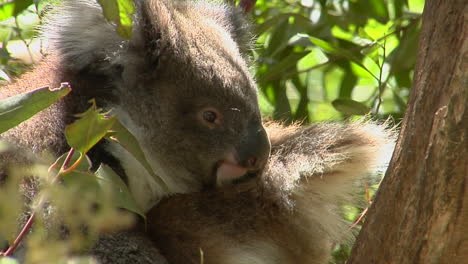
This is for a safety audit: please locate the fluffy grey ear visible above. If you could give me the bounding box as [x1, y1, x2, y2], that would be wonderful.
[195, 2, 253, 55]
[41, 0, 127, 70]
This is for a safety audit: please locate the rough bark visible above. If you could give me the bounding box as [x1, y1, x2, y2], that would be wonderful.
[348, 0, 467, 263]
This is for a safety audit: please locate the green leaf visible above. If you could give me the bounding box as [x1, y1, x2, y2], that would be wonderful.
[64, 100, 117, 155]
[260, 51, 309, 82]
[264, 18, 290, 56]
[0, 257, 19, 264]
[0, 83, 71, 134]
[56, 151, 144, 218]
[388, 22, 420, 72]
[107, 120, 168, 191]
[306, 35, 379, 81]
[97, 0, 135, 39]
[62, 170, 101, 194]
[255, 13, 288, 35]
[0, 0, 33, 20]
[95, 164, 145, 219]
[392, 89, 407, 112]
[349, 0, 389, 24]
[307, 36, 362, 63]
[332, 98, 370, 116]
[338, 68, 358, 99]
[55, 151, 99, 194]
[55, 152, 144, 218]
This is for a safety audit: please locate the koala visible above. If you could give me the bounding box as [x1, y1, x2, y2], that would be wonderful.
[0, 0, 270, 212]
[145, 121, 396, 264]
[0, 1, 396, 263]
[89, 121, 396, 264]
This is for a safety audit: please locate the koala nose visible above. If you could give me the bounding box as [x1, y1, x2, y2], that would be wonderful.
[246, 157, 257, 168]
[236, 120, 271, 171]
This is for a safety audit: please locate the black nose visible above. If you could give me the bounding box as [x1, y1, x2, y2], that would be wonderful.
[236, 120, 271, 171]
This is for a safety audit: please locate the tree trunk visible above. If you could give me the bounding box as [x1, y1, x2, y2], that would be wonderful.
[348, 1, 467, 263]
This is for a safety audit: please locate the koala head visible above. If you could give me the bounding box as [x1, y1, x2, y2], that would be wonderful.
[45, 0, 270, 210]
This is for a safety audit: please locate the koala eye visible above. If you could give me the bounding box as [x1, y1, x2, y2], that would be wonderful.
[203, 111, 217, 123]
[198, 107, 223, 128]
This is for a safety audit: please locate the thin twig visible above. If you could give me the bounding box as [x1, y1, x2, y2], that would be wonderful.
[373, 35, 387, 115]
[14, 17, 35, 64]
[1, 149, 76, 257]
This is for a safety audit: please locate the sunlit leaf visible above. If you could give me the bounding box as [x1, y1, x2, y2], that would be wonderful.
[64, 100, 117, 155]
[332, 98, 370, 115]
[62, 170, 101, 194]
[97, 0, 135, 39]
[107, 120, 168, 191]
[388, 22, 420, 72]
[0, 0, 33, 20]
[260, 51, 309, 82]
[0, 68, 10, 81]
[55, 152, 144, 219]
[307, 35, 365, 66]
[0, 257, 19, 264]
[349, 0, 389, 24]
[264, 18, 290, 56]
[0, 83, 71, 134]
[95, 164, 145, 219]
[337, 63, 358, 98]
[303, 35, 378, 81]
[255, 13, 288, 35]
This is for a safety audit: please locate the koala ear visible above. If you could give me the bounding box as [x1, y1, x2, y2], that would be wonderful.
[42, 0, 125, 71]
[190, 2, 253, 56]
[125, 1, 166, 72]
[41, 0, 169, 86]
[210, 4, 253, 55]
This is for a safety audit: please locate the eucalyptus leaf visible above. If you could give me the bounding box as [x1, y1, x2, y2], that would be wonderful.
[64, 101, 117, 155]
[0, 257, 19, 264]
[260, 51, 309, 82]
[62, 170, 101, 194]
[107, 120, 168, 192]
[97, 0, 135, 39]
[0, 83, 71, 134]
[307, 36, 362, 64]
[332, 98, 370, 115]
[0, 0, 33, 20]
[95, 164, 145, 219]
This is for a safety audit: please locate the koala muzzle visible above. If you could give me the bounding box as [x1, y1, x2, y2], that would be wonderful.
[236, 121, 271, 171]
[216, 121, 271, 186]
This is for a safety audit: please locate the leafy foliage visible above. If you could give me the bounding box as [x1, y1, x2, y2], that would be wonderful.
[253, 0, 422, 122]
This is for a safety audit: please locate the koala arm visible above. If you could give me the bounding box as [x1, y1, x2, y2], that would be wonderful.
[145, 121, 396, 264]
[90, 231, 168, 264]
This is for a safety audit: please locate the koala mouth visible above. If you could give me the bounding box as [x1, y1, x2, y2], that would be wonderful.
[215, 161, 258, 186]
